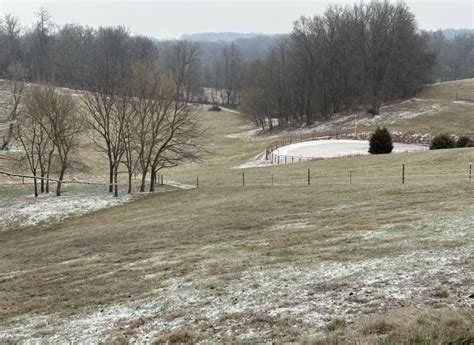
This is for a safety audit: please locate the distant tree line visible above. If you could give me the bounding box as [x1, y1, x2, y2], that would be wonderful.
[427, 30, 474, 82]
[1, 3, 474, 132]
[0, 10, 253, 107]
[240, 1, 437, 129]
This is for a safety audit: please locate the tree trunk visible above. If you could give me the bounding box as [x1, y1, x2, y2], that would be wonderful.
[127, 171, 132, 194]
[40, 173, 45, 193]
[109, 161, 114, 193]
[33, 170, 38, 198]
[149, 169, 156, 192]
[56, 168, 66, 196]
[113, 167, 119, 197]
[46, 151, 53, 194]
[140, 169, 147, 192]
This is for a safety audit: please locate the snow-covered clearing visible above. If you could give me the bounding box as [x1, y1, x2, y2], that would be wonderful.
[1, 210, 471, 343]
[0, 178, 198, 232]
[272, 139, 427, 160]
[0, 193, 134, 232]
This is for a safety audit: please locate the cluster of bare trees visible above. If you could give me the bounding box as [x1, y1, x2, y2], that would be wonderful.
[204, 43, 243, 106]
[83, 62, 203, 197]
[80, 29, 204, 196]
[0, 10, 205, 197]
[0, 10, 159, 90]
[16, 85, 82, 196]
[0, 65, 25, 150]
[427, 31, 474, 82]
[241, 1, 435, 129]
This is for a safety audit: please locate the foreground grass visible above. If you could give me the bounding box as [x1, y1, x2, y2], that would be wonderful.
[0, 95, 473, 342]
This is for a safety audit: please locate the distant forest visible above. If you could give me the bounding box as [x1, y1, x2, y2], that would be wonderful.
[0, 4, 473, 127]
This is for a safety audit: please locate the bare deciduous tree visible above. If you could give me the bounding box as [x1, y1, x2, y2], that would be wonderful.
[81, 27, 131, 194]
[1, 65, 25, 150]
[130, 62, 205, 192]
[220, 43, 242, 107]
[24, 85, 83, 196]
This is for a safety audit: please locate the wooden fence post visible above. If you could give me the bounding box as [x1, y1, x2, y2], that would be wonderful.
[161, 175, 164, 185]
[196, 176, 199, 188]
[271, 174, 274, 187]
[308, 169, 311, 185]
[402, 164, 405, 184]
[349, 169, 352, 185]
[242, 172, 245, 187]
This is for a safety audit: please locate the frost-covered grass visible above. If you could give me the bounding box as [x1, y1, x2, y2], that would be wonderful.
[1, 199, 472, 343]
[1, 86, 474, 343]
[0, 189, 134, 232]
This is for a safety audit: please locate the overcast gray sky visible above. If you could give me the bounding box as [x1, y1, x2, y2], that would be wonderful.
[1, 0, 473, 39]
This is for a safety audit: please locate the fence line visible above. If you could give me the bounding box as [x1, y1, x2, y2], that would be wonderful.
[3, 162, 473, 196]
[162, 162, 473, 190]
[0, 169, 108, 185]
[264, 132, 431, 164]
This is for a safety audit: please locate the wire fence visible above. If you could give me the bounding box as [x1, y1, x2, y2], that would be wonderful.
[155, 161, 474, 191]
[264, 131, 432, 164]
[2, 160, 473, 195]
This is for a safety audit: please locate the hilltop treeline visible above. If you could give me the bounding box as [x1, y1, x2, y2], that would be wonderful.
[1, 3, 474, 127]
[0, 10, 264, 104]
[241, 2, 435, 128]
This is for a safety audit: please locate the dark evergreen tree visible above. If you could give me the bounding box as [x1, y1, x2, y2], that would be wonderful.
[369, 127, 393, 154]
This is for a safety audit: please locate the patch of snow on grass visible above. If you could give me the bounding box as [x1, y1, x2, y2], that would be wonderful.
[0, 194, 134, 232]
[163, 180, 196, 190]
[453, 100, 474, 105]
[233, 151, 272, 169]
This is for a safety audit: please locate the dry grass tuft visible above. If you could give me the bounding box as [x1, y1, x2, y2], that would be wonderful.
[432, 288, 450, 298]
[153, 330, 197, 344]
[305, 308, 474, 344]
[165, 309, 189, 322]
[326, 317, 347, 331]
[362, 319, 394, 335]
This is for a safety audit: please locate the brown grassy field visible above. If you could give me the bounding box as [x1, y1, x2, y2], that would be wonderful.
[0, 81, 473, 343]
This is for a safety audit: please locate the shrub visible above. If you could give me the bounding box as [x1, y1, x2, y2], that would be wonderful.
[430, 134, 456, 150]
[456, 135, 472, 148]
[369, 127, 393, 154]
